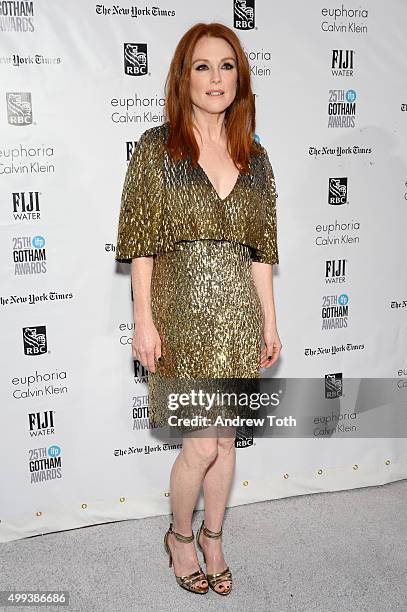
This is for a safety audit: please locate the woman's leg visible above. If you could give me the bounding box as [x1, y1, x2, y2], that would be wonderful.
[199, 425, 236, 593]
[167, 426, 218, 586]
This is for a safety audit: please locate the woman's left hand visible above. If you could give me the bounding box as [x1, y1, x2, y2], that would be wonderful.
[260, 323, 282, 369]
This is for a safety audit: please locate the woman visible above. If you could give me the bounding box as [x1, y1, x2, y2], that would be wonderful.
[115, 22, 282, 596]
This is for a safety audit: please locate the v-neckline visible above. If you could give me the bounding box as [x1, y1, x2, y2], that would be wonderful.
[197, 162, 241, 202]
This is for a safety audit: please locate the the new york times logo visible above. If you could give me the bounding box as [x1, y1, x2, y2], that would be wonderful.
[124, 43, 148, 76]
[328, 177, 348, 205]
[234, 0, 255, 30]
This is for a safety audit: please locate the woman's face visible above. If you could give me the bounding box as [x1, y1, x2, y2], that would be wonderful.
[189, 36, 238, 117]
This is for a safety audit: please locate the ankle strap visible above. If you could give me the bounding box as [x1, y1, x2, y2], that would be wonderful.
[201, 520, 222, 538]
[169, 523, 194, 543]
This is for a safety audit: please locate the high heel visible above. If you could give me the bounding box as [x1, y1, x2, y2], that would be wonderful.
[196, 520, 233, 596]
[164, 523, 209, 594]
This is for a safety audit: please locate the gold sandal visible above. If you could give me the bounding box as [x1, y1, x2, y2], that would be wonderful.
[164, 523, 209, 594]
[196, 520, 233, 596]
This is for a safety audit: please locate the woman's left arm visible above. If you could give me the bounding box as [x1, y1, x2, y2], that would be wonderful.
[251, 261, 282, 368]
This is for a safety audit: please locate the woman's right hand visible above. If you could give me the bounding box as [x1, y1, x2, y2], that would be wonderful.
[132, 319, 162, 373]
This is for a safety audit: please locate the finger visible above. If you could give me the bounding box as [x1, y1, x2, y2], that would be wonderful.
[154, 343, 162, 363]
[146, 352, 156, 373]
[260, 344, 281, 368]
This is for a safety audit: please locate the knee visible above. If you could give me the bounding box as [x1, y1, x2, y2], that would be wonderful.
[217, 434, 236, 454]
[183, 439, 218, 469]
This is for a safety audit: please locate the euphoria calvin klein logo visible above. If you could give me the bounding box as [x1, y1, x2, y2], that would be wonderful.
[6, 92, 32, 125]
[124, 43, 148, 76]
[329, 178, 348, 205]
[325, 373, 343, 399]
[331, 50, 354, 76]
[234, 0, 255, 30]
[23, 326, 47, 356]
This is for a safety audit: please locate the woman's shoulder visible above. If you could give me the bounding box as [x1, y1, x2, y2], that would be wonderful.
[138, 121, 170, 147]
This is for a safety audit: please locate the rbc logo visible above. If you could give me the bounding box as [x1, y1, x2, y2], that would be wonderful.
[22, 325, 47, 356]
[124, 43, 148, 76]
[6, 92, 33, 126]
[234, 0, 255, 30]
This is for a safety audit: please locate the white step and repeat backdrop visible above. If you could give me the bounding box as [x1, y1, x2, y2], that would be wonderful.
[1, 1, 407, 543]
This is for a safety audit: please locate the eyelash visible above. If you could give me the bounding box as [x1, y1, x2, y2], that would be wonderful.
[195, 62, 235, 71]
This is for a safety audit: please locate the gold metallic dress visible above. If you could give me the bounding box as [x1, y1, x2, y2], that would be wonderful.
[115, 122, 278, 430]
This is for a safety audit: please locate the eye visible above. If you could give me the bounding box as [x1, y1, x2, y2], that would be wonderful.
[223, 62, 235, 70]
[195, 64, 208, 70]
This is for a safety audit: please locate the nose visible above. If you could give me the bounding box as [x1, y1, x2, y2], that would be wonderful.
[210, 68, 221, 83]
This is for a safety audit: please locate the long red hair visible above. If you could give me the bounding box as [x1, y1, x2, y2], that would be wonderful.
[164, 22, 261, 173]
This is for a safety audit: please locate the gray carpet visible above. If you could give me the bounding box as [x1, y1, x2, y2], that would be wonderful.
[1, 479, 407, 611]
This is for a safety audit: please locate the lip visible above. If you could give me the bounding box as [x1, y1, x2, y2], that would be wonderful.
[206, 89, 224, 95]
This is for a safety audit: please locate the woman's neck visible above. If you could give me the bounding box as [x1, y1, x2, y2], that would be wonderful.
[192, 108, 226, 143]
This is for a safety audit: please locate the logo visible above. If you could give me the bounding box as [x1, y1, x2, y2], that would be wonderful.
[126, 140, 138, 162]
[234, 0, 255, 30]
[329, 177, 348, 205]
[134, 359, 148, 383]
[13, 234, 47, 275]
[325, 373, 343, 398]
[321, 6, 368, 34]
[0, 1, 34, 32]
[23, 325, 47, 356]
[29, 445, 62, 484]
[321, 294, 349, 330]
[6, 92, 33, 125]
[235, 424, 254, 448]
[124, 43, 148, 76]
[315, 219, 360, 247]
[331, 50, 354, 76]
[12, 191, 41, 220]
[328, 89, 357, 128]
[28, 410, 55, 436]
[325, 259, 347, 284]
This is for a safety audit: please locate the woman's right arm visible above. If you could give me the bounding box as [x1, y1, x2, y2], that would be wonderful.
[131, 256, 162, 373]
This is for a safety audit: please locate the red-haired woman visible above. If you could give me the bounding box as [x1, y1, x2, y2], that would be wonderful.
[116, 22, 282, 596]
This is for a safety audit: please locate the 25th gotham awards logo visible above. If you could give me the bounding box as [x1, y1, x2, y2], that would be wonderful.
[6, 92, 32, 125]
[328, 89, 357, 128]
[124, 43, 148, 76]
[234, 0, 255, 30]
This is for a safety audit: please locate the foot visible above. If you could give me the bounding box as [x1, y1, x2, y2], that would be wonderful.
[167, 531, 208, 590]
[198, 528, 231, 594]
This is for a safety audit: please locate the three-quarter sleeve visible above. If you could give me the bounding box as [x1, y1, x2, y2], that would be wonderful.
[252, 146, 279, 265]
[115, 130, 162, 261]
